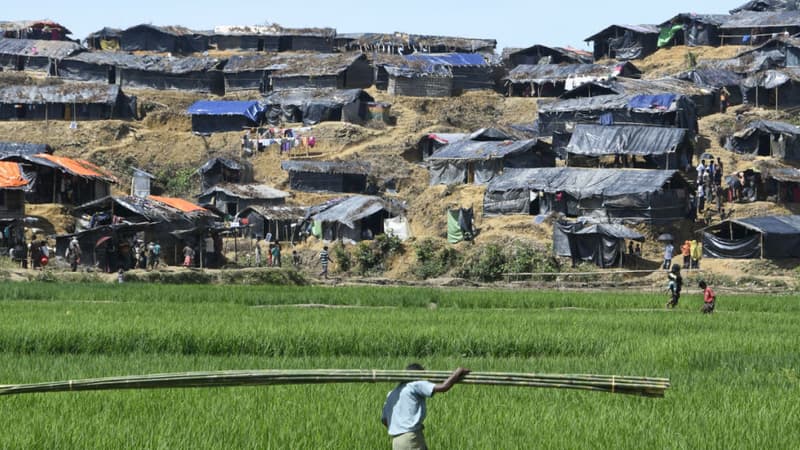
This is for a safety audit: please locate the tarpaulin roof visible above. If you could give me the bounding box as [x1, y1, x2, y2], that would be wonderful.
[720, 11, 800, 28]
[560, 220, 645, 241]
[0, 37, 82, 59]
[731, 0, 791, 13]
[561, 77, 710, 98]
[65, 52, 221, 73]
[198, 183, 289, 200]
[384, 64, 452, 78]
[659, 13, 732, 27]
[84, 27, 123, 39]
[736, 35, 800, 57]
[237, 205, 307, 221]
[0, 83, 121, 105]
[584, 24, 660, 42]
[506, 45, 593, 64]
[76, 195, 207, 224]
[743, 68, 800, 88]
[403, 53, 488, 68]
[675, 68, 744, 88]
[735, 119, 800, 137]
[310, 195, 403, 228]
[124, 24, 202, 37]
[702, 52, 782, 74]
[262, 88, 373, 106]
[22, 153, 117, 182]
[339, 32, 496, 52]
[488, 167, 685, 198]
[187, 100, 265, 121]
[198, 157, 243, 174]
[0, 161, 29, 189]
[148, 195, 207, 213]
[281, 160, 370, 175]
[223, 52, 365, 76]
[0, 142, 51, 157]
[719, 215, 800, 234]
[428, 138, 543, 161]
[566, 125, 688, 156]
[539, 94, 632, 113]
[213, 24, 335, 38]
[505, 64, 621, 84]
[761, 166, 800, 182]
[0, 20, 72, 35]
[424, 133, 469, 145]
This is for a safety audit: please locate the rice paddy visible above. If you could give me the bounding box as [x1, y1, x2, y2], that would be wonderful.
[0, 283, 798, 448]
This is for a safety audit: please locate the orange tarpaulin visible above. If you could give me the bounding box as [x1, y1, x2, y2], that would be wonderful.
[148, 195, 206, 213]
[0, 162, 28, 189]
[33, 154, 117, 182]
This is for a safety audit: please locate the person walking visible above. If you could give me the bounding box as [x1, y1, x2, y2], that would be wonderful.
[381, 364, 470, 450]
[319, 246, 332, 279]
[151, 241, 161, 269]
[690, 239, 701, 270]
[699, 280, 716, 314]
[666, 264, 683, 309]
[182, 244, 195, 268]
[66, 236, 82, 272]
[662, 241, 674, 270]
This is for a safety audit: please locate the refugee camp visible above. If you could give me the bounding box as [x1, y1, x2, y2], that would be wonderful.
[0, 0, 799, 448]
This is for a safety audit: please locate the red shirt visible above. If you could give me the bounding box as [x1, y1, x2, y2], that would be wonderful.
[704, 287, 716, 303]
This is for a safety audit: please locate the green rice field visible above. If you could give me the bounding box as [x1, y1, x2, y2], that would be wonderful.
[0, 283, 798, 449]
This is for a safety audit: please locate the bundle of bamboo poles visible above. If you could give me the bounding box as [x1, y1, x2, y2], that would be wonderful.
[0, 370, 670, 398]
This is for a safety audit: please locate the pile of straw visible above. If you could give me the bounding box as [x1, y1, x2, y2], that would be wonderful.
[0, 369, 670, 398]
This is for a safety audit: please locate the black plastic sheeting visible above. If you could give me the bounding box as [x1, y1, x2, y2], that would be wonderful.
[483, 167, 689, 221]
[554, 221, 644, 267]
[537, 94, 698, 137]
[703, 215, 800, 258]
[0, 142, 51, 158]
[730, 0, 793, 13]
[263, 88, 375, 126]
[725, 120, 800, 160]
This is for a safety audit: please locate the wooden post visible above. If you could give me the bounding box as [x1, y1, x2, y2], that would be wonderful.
[760, 232, 765, 259]
[775, 87, 779, 111]
[52, 171, 57, 203]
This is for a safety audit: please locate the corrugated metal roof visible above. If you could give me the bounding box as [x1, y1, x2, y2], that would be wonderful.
[0, 37, 81, 59]
[0, 83, 121, 104]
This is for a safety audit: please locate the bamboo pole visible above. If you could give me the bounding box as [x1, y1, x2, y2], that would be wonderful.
[0, 370, 670, 398]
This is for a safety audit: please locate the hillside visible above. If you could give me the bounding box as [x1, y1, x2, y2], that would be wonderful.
[3, 45, 800, 286]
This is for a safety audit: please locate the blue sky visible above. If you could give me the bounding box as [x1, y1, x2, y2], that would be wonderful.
[7, 0, 741, 51]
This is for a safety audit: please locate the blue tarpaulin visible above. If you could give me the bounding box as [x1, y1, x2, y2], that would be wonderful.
[187, 101, 266, 122]
[627, 94, 677, 110]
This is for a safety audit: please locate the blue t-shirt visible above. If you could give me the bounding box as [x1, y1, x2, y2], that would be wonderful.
[381, 380, 435, 436]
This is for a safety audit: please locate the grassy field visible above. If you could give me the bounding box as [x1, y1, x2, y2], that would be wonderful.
[0, 283, 798, 449]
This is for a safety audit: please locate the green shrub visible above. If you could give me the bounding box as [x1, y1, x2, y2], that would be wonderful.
[332, 244, 351, 273]
[413, 239, 461, 279]
[356, 242, 381, 276]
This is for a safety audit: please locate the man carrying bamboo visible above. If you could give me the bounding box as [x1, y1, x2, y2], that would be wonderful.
[381, 364, 469, 450]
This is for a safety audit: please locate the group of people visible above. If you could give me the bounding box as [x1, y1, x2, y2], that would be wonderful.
[132, 240, 161, 270]
[694, 158, 725, 222]
[254, 240, 284, 267]
[665, 264, 716, 314]
[662, 239, 703, 271]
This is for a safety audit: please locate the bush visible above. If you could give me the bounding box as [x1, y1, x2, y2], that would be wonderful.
[457, 244, 507, 282]
[356, 242, 381, 276]
[332, 244, 351, 273]
[413, 239, 461, 280]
